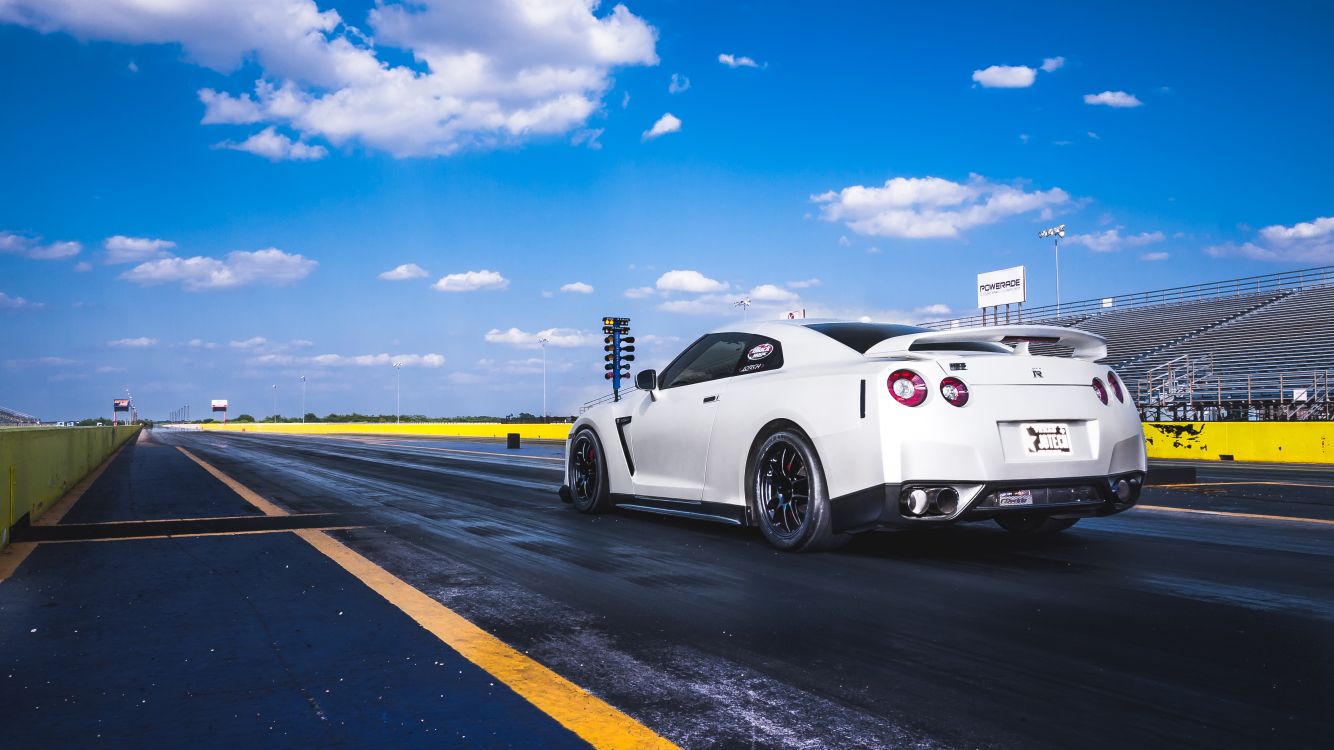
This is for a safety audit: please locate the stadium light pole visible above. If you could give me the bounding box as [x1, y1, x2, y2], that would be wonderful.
[271, 384, 279, 422]
[1038, 224, 1067, 315]
[300, 375, 307, 423]
[393, 362, 403, 424]
[538, 337, 549, 421]
[733, 297, 752, 321]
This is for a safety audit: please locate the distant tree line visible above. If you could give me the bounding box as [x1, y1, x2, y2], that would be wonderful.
[148, 412, 574, 425]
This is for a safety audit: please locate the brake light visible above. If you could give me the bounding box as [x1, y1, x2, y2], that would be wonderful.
[1107, 371, 1124, 402]
[939, 377, 969, 407]
[888, 369, 927, 406]
[1092, 377, 1109, 405]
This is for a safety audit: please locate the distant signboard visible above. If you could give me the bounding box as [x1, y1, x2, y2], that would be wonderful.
[782, 309, 806, 320]
[977, 266, 1027, 308]
[112, 399, 130, 412]
[211, 399, 229, 412]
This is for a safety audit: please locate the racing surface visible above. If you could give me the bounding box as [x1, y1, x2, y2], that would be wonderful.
[142, 431, 1334, 747]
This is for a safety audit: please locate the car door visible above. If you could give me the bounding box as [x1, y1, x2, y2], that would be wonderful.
[629, 332, 750, 500]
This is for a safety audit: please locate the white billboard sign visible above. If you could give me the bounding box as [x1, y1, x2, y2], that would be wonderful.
[977, 265, 1027, 308]
[211, 399, 229, 411]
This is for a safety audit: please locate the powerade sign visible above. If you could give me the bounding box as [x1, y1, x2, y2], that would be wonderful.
[112, 399, 130, 412]
[977, 265, 1027, 308]
[211, 399, 228, 412]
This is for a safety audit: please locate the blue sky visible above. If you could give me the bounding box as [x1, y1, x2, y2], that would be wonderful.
[3, 0, 1332, 420]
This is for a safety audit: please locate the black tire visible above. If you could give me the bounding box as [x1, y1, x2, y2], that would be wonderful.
[569, 429, 612, 514]
[995, 515, 1079, 535]
[748, 428, 848, 552]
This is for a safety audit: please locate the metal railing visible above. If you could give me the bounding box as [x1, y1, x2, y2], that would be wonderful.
[919, 264, 1334, 329]
[1135, 369, 1332, 421]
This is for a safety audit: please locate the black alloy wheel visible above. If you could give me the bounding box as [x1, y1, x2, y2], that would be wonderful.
[569, 429, 611, 513]
[749, 428, 847, 552]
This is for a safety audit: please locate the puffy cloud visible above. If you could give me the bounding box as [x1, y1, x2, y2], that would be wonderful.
[642, 112, 681, 140]
[655, 269, 728, 293]
[812, 174, 1069, 239]
[230, 337, 270, 350]
[787, 278, 821, 289]
[668, 73, 690, 94]
[1206, 216, 1334, 263]
[120, 248, 317, 291]
[624, 286, 655, 299]
[1040, 56, 1065, 73]
[433, 269, 509, 292]
[221, 127, 327, 161]
[1084, 91, 1142, 108]
[914, 303, 952, 316]
[1066, 228, 1164, 253]
[560, 281, 594, 293]
[1140, 251, 1170, 262]
[718, 53, 759, 68]
[379, 263, 429, 281]
[484, 326, 598, 348]
[2, 0, 658, 159]
[104, 235, 176, 263]
[748, 284, 798, 303]
[0, 291, 34, 309]
[971, 65, 1036, 88]
[2, 232, 82, 260]
[108, 337, 157, 348]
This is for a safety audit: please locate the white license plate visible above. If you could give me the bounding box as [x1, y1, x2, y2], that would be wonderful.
[1021, 422, 1072, 455]
[996, 490, 1034, 506]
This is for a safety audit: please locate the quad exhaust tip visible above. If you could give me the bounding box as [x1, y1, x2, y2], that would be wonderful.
[903, 487, 960, 517]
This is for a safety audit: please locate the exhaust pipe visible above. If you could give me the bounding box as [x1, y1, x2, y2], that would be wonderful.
[905, 488, 930, 516]
[1113, 479, 1132, 501]
[902, 487, 960, 517]
[930, 487, 959, 516]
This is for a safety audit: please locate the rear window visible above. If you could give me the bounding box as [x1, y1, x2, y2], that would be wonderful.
[806, 322, 1009, 354]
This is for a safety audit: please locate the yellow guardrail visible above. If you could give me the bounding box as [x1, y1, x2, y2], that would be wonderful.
[2, 425, 141, 548]
[1143, 422, 1332, 463]
[196, 422, 574, 440]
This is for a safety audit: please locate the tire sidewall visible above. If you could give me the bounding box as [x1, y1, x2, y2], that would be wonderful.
[749, 428, 836, 551]
[569, 428, 611, 513]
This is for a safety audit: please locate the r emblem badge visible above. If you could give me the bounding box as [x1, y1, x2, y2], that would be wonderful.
[1032, 368, 1044, 379]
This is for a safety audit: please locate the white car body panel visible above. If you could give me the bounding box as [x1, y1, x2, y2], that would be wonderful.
[565, 320, 1147, 532]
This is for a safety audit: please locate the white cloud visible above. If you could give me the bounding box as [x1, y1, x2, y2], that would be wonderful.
[3, 0, 658, 159]
[1084, 91, 1142, 108]
[1040, 56, 1065, 73]
[971, 65, 1036, 88]
[1087, 131, 1100, 140]
[108, 337, 157, 348]
[1066, 228, 1164, 253]
[812, 174, 1070, 239]
[230, 337, 270, 350]
[221, 127, 327, 161]
[253, 352, 444, 367]
[185, 338, 220, 349]
[433, 269, 509, 292]
[1206, 216, 1334, 263]
[378, 263, 428, 281]
[104, 235, 176, 263]
[1140, 251, 1170, 262]
[718, 53, 759, 68]
[787, 278, 821, 289]
[838, 235, 851, 247]
[570, 127, 603, 150]
[642, 112, 681, 140]
[655, 269, 728, 293]
[624, 286, 655, 299]
[0, 292, 33, 309]
[4, 232, 83, 260]
[120, 248, 317, 291]
[484, 327, 598, 348]
[73, 261, 93, 272]
[748, 284, 798, 303]
[668, 73, 690, 94]
[914, 303, 952, 316]
[560, 281, 594, 294]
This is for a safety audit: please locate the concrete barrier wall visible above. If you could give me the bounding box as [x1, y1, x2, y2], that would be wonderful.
[1143, 422, 1331, 463]
[2, 425, 141, 546]
[196, 422, 574, 440]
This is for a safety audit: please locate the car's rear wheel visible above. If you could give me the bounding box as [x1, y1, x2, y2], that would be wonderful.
[569, 429, 611, 513]
[995, 515, 1079, 535]
[749, 429, 847, 552]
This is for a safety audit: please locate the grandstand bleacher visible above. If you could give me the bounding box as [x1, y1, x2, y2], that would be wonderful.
[920, 265, 1334, 421]
[0, 405, 41, 426]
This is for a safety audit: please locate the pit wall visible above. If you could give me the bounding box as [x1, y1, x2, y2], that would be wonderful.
[2, 425, 141, 548]
[195, 422, 573, 440]
[1143, 422, 1331, 463]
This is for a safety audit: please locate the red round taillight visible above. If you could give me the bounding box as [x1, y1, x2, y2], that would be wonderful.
[940, 377, 969, 407]
[888, 369, 927, 406]
[1092, 377, 1109, 405]
[1107, 371, 1124, 402]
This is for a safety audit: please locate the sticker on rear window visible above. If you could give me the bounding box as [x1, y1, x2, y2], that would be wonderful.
[747, 343, 774, 360]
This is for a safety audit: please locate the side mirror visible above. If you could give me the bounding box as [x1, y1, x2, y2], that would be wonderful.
[635, 369, 658, 391]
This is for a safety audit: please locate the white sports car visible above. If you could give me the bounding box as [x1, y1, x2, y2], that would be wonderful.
[560, 321, 1147, 552]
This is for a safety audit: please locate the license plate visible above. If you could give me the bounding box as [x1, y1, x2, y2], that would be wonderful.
[997, 489, 1034, 506]
[1021, 422, 1071, 455]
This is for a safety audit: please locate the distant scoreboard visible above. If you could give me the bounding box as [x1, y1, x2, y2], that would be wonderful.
[112, 399, 130, 412]
[211, 399, 229, 412]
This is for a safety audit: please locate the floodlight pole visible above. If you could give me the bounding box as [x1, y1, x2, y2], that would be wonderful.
[1038, 224, 1067, 316]
[271, 384, 278, 422]
[300, 375, 307, 423]
[538, 338, 550, 420]
[393, 363, 403, 424]
[734, 298, 752, 321]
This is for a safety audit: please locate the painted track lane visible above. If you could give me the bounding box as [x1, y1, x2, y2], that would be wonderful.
[163, 430, 1334, 749]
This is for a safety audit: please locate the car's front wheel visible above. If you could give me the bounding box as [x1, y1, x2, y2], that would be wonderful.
[569, 429, 612, 513]
[748, 428, 847, 552]
[995, 515, 1079, 535]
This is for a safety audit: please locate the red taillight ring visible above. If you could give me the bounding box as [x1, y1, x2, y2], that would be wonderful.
[1107, 371, 1124, 402]
[1092, 377, 1109, 405]
[940, 377, 969, 407]
[888, 369, 927, 406]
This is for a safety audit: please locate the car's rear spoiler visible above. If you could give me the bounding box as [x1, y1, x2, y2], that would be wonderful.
[863, 325, 1108, 361]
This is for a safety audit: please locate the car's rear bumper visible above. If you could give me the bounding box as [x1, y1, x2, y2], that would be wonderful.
[829, 471, 1144, 533]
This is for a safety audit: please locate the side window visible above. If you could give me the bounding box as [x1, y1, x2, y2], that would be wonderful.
[734, 336, 783, 376]
[659, 333, 750, 389]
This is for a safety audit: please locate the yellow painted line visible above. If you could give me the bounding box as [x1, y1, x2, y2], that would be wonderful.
[298, 529, 675, 749]
[177, 447, 289, 517]
[34, 442, 129, 526]
[72, 512, 335, 527]
[34, 526, 362, 544]
[181, 441, 673, 748]
[0, 542, 38, 583]
[1138, 504, 1334, 527]
[1156, 481, 1334, 489]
